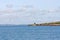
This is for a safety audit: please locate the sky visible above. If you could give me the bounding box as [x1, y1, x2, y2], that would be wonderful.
[0, 0, 60, 24]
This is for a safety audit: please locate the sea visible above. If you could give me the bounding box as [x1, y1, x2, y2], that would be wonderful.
[0, 25, 60, 40]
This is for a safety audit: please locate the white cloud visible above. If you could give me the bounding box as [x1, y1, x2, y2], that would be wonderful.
[0, 6, 60, 24]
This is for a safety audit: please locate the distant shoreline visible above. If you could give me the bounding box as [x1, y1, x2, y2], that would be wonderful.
[28, 21, 60, 26]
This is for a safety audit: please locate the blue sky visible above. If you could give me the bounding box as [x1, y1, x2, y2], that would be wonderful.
[0, 0, 60, 24]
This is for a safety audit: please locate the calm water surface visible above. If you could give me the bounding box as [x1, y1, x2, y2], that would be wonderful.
[0, 25, 60, 40]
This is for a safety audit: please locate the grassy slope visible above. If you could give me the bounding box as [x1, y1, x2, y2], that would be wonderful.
[28, 21, 60, 26]
[42, 21, 60, 24]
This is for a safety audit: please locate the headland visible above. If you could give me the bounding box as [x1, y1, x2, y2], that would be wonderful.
[28, 21, 60, 26]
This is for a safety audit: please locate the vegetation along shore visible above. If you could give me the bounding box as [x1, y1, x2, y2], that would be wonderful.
[28, 21, 60, 26]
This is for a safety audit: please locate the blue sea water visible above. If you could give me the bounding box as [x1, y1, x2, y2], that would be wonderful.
[0, 25, 60, 40]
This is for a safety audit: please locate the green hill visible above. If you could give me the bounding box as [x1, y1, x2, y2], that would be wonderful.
[28, 21, 60, 26]
[43, 21, 60, 24]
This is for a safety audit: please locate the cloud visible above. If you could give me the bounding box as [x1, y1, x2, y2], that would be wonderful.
[0, 6, 60, 24]
[0, 6, 60, 14]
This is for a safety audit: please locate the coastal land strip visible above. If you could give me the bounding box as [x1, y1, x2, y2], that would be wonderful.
[28, 21, 60, 26]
